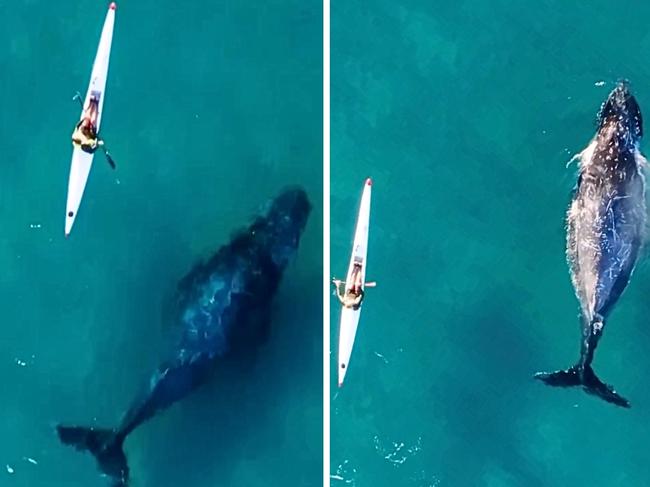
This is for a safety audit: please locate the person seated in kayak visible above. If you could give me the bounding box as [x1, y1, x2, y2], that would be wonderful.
[71, 97, 102, 153]
[332, 264, 365, 310]
[349, 263, 363, 295]
[72, 118, 99, 152]
[347, 287, 364, 310]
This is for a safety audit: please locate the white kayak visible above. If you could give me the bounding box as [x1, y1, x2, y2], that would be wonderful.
[337, 178, 372, 387]
[64, 2, 117, 237]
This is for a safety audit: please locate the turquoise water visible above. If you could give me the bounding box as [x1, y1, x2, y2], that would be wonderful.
[0, 1, 321, 486]
[332, 1, 650, 486]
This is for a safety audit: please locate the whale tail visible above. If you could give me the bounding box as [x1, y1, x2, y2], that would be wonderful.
[56, 425, 129, 486]
[534, 364, 630, 408]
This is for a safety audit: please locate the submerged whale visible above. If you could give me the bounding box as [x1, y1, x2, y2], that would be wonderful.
[57, 187, 311, 485]
[535, 82, 647, 407]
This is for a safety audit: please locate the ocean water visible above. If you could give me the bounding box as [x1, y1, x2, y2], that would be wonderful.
[331, 1, 650, 486]
[0, 1, 322, 486]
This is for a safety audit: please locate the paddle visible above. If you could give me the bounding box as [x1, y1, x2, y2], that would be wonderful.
[97, 141, 116, 170]
[72, 92, 117, 170]
[332, 278, 377, 288]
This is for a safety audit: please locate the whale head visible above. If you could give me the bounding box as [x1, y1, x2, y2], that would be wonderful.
[597, 81, 643, 143]
[258, 187, 311, 269]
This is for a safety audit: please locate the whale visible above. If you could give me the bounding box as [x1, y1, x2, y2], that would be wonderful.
[56, 187, 311, 485]
[535, 82, 647, 408]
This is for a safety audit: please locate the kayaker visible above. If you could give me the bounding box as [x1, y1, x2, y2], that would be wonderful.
[72, 119, 100, 153]
[332, 278, 364, 310]
[349, 263, 363, 294]
[70, 93, 116, 169]
[72, 96, 102, 154]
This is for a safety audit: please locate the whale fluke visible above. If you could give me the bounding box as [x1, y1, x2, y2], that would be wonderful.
[56, 425, 128, 485]
[534, 364, 630, 408]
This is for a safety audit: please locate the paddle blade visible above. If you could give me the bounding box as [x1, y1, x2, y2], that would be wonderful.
[364, 282, 377, 287]
[72, 92, 83, 108]
[105, 151, 116, 170]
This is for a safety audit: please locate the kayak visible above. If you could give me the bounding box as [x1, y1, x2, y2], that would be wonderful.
[337, 178, 372, 387]
[64, 2, 117, 237]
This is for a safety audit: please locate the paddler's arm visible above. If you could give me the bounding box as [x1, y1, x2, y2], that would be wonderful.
[72, 123, 84, 142]
[332, 280, 346, 304]
[332, 278, 345, 294]
[72, 134, 89, 147]
[338, 284, 348, 301]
